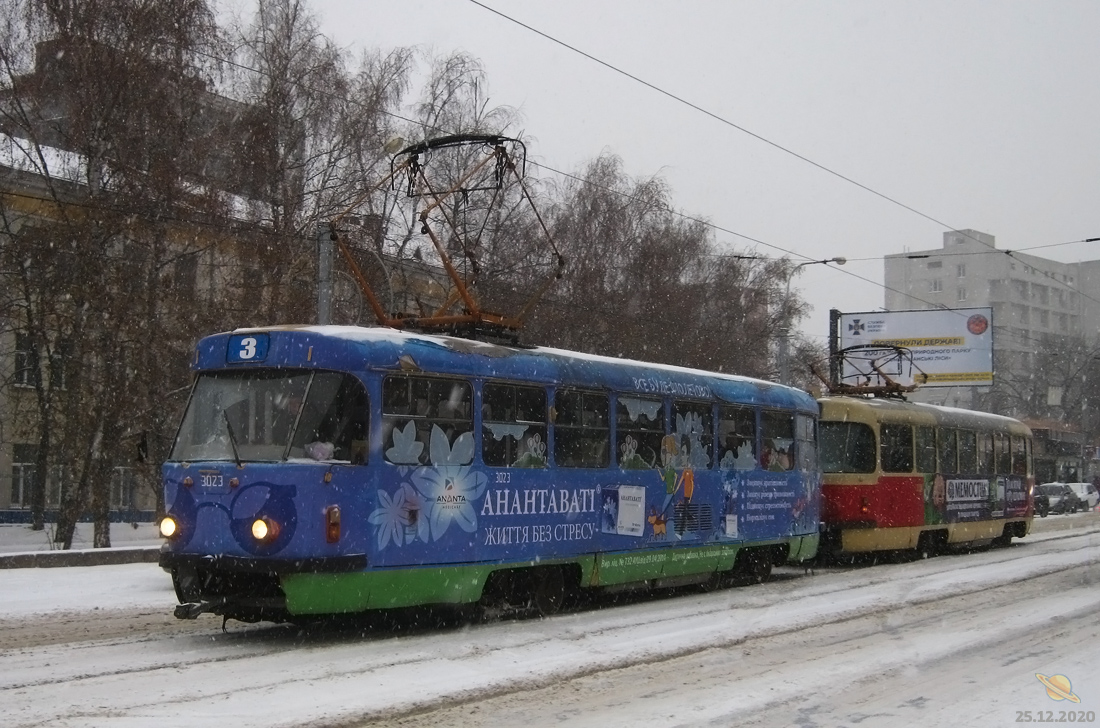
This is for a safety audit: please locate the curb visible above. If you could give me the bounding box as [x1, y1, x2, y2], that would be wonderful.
[0, 547, 162, 569]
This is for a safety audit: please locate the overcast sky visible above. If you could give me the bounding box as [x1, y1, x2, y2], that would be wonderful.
[306, 0, 1100, 343]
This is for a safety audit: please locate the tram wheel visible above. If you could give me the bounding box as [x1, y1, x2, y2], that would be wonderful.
[529, 567, 566, 616]
[735, 549, 772, 583]
[991, 526, 1013, 548]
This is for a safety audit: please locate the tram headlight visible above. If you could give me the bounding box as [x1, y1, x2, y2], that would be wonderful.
[251, 517, 280, 542]
[159, 517, 178, 539]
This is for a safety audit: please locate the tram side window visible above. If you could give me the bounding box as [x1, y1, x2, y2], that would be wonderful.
[761, 410, 794, 471]
[795, 413, 817, 472]
[382, 375, 472, 466]
[994, 432, 1011, 474]
[672, 400, 713, 469]
[482, 383, 548, 468]
[289, 372, 369, 464]
[718, 405, 757, 470]
[938, 428, 958, 474]
[957, 430, 978, 474]
[977, 432, 994, 474]
[915, 425, 937, 473]
[1011, 435, 1028, 475]
[554, 390, 609, 468]
[616, 396, 663, 469]
[819, 421, 875, 474]
[880, 424, 913, 473]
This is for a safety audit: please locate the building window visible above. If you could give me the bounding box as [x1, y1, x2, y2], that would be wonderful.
[930, 279, 943, 293]
[110, 467, 138, 511]
[14, 333, 38, 388]
[49, 338, 70, 391]
[927, 260, 943, 269]
[957, 287, 967, 302]
[956, 264, 966, 278]
[173, 254, 198, 294]
[10, 444, 37, 508]
[1039, 310, 1049, 328]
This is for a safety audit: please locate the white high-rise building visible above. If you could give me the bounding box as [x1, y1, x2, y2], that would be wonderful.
[884, 229, 1100, 409]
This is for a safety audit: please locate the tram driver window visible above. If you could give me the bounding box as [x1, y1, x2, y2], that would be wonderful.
[554, 390, 609, 468]
[819, 421, 875, 474]
[288, 372, 369, 464]
[382, 375, 472, 466]
[880, 424, 914, 473]
[482, 383, 548, 468]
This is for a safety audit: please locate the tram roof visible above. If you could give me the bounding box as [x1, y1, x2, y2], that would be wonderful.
[819, 395, 1031, 433]
[196, 325, 817, 412]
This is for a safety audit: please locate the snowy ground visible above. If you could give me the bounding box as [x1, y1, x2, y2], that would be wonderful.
[0, 521, 162, 554]
[0, 514, 1097, 728]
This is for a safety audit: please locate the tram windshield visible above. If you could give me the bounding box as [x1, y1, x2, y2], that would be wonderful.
[169, 369, 369, 463]
[819, 421, 876, 474]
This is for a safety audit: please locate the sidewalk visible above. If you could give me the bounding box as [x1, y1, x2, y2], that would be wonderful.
[0, 523, 163, 568]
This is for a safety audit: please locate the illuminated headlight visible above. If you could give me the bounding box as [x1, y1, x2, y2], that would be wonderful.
[251, 517, 280, 542]
[159, 517, 178, 538]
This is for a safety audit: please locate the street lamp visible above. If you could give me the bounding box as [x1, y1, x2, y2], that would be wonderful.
[778, 256, 847, 386]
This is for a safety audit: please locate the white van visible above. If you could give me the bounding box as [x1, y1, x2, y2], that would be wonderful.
[1065, 482, 1099, 510]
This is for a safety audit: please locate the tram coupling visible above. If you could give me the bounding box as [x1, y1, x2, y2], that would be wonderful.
[173, 598, 226, 620]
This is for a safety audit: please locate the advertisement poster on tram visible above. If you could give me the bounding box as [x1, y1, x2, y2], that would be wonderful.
[838, 307, 994, 388]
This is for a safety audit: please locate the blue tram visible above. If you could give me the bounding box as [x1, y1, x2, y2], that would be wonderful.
[159, 326, 820, 622]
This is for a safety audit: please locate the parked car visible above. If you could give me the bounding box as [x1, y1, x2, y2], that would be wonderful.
[1065, 482, 1099, 510]
[1032, 485, 1050, 517]
[1036, 482, 1085, 514]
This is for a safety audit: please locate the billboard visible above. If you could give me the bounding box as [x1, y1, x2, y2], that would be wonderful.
[838, 307, 993, 388]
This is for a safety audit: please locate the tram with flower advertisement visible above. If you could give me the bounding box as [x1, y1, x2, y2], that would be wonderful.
[817, 395, 1034, 557]
[159, 325, 821, 623]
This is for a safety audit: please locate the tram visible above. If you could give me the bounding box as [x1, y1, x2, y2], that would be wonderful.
[817, 395, 1034, 557]
[159, 325, 821, 623]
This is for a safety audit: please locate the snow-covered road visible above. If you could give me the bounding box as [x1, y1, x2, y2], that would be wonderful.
[2, 522, 1098, 728]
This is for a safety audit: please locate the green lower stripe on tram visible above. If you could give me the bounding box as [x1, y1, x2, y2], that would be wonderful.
[594, 544, 737, 585]
[282, 565, 497, 614]
[281, 538, 816, 614]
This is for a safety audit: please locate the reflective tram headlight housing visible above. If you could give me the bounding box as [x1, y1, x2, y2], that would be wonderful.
[159, 517, 178, 539]
[251, 517, 281, 542]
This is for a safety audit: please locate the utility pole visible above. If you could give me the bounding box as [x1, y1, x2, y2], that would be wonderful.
[316, 222, 332, 325]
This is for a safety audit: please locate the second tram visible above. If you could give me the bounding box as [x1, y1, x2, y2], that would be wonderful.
[818, 396, 1034, 556]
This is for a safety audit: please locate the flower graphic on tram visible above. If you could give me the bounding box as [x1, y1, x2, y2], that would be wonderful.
[368, 483, 424, 549]
[385, 421, 424, 464]
[412, 425, 487, 538]
[371, 424, 487, 548]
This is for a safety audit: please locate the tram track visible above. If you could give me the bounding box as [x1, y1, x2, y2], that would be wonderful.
[3, 526, 1099, 727]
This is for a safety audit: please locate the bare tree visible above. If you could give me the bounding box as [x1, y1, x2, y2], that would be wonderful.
[0, 0, 230, 546]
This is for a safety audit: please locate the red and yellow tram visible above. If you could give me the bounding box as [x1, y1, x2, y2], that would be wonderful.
[818, 396, 1033, 556]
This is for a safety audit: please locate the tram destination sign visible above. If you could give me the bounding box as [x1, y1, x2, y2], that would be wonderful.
[838, 307, 994, 388]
